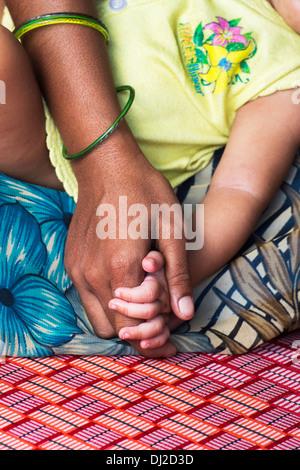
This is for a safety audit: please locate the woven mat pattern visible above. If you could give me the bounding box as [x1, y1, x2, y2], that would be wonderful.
[0, 330, 300, 450]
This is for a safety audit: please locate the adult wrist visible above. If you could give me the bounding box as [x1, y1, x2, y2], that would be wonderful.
[62, 86, 135, 161]
[71, 122, 149, 185]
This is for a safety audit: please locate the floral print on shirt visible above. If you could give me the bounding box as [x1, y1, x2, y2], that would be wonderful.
[179, 17, 257, 95]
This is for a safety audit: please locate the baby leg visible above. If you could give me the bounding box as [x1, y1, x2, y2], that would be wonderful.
[0, 25, 63, 190]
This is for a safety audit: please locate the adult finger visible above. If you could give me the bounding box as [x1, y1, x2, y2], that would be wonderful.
[159, 238, 194, 321]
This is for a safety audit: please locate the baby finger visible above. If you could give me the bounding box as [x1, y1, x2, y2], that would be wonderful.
[109, 298, 163, 319]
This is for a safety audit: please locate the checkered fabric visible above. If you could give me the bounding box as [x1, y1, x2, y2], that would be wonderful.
[0, 329, 300, 450]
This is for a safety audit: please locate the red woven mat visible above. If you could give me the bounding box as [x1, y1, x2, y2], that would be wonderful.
[0, 330, 300, 451]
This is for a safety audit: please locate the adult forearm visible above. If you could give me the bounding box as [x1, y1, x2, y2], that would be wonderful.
[5, 0, 137, 173]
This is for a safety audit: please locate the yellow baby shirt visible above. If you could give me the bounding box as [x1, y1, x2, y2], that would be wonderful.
[3, 0, 300, 200]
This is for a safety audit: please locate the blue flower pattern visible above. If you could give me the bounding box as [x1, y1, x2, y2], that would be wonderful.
[0, 200, 82, 356]
[0, 177, 75, 292]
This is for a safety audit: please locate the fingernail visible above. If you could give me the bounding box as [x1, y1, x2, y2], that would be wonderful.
[178, 296, 194, 319]
[109, 302, 117, 310]
[119, 329, 130, 340]
[114, 289, 121, 298]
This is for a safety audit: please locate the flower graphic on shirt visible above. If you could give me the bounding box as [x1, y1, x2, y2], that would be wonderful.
[179, 17, 257, 95]
[204, 17, 248, 47]
[199, 41, 253, 95]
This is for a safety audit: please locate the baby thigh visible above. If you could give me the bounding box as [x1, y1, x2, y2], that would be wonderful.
[0, 25, 62, 189]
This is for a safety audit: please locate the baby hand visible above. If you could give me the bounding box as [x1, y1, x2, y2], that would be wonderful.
[108, 251, 173, 351]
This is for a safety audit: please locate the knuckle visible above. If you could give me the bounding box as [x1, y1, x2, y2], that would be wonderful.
[126, 291, 135, 303]
[84, 267, 101, 290]
[121, 302, 129, 317]
[109, 253, 134, 280]
[167, 269, 191, 288]
[109, 252, 143, 286]
[109, 254, 128, 273]
[143, 305, 157, 320]
[152, 318, 165, 337]
[143, 283, 160, 303]
[67, 266, 82, 285]
[136, 324, 146, 338]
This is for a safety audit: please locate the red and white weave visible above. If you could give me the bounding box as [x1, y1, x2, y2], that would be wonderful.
[0, 330, 300, 450]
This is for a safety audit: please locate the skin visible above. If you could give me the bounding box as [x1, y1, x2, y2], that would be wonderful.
[267, 0, 300, 33]
[0, 25, 62, 190]
[2, 0, 194, 358]
[112, 88, 300, 348]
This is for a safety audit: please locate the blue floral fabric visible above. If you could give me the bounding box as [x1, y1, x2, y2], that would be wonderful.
[0, 149, 299, 357]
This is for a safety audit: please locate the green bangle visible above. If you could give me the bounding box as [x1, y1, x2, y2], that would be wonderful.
[62, 85, 135, 161]
[13, 12, 109, 43]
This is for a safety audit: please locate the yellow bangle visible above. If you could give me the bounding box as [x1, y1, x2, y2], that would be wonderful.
[13, 12, 109, 43]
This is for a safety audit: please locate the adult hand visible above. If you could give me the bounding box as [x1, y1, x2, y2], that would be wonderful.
[65, 132, 194, 357]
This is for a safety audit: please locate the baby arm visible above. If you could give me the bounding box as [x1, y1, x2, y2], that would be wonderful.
[268, 0, 300, 34]
[188, 89, 300, 286]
